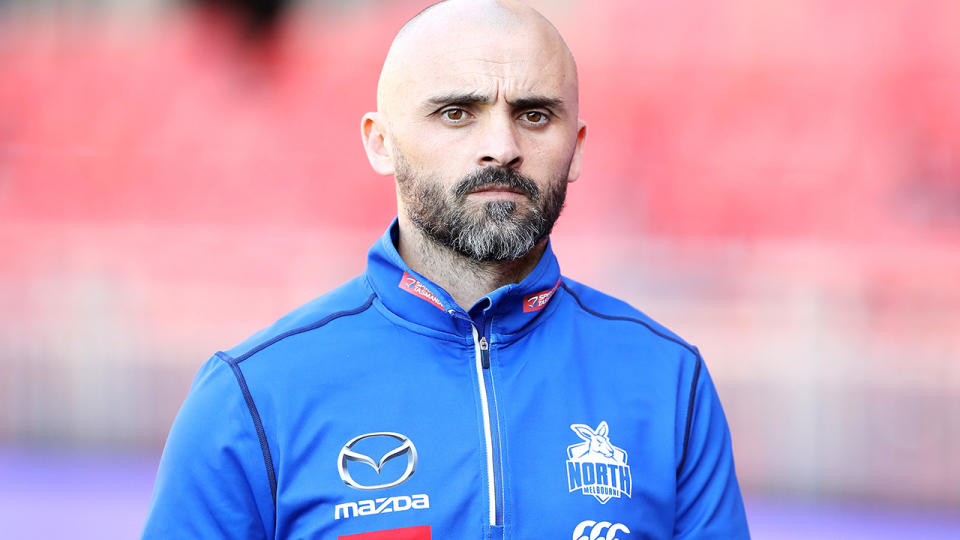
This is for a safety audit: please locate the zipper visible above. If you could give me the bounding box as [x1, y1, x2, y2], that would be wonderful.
[452, 308, 503, 528]
[479, 335, 490, 368]
[478, 320, 504, 528]
[470, 324, 497, 526]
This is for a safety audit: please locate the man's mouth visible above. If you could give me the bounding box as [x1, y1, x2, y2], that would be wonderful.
[468, 185, 528, 197]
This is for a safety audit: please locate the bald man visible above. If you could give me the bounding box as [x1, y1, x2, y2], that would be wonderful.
[142, 1, 750, 539]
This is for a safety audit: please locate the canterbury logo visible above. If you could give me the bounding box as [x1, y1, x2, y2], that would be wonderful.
[337, 432, 418, 490]
[572, 520, 630, 540]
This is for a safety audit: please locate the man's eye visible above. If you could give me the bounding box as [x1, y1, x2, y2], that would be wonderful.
[443, 109, 466, 121]
[523, 111, 548, 124]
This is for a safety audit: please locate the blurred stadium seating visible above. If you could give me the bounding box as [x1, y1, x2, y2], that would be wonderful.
[1, 0, 958, 536]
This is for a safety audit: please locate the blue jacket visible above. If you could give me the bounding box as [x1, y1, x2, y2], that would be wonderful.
[142, 220, 750, 540]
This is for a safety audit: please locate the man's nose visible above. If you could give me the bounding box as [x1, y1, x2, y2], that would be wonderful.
[476, 115, 523, 168]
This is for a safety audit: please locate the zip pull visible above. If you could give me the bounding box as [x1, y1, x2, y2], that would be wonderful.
[479, 336, 490, 369]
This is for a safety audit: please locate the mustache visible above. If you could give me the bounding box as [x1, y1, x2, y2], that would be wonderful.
[453, 167, 540, 200]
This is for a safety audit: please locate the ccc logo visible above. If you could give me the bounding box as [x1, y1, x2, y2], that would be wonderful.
[572, 520, 630, 540]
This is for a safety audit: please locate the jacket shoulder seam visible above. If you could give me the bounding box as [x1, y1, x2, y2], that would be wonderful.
[215, 351, 279, 515]
[676, 353, 702, 477]
[560, 282, 698, 356]
[232, 293, 376, 364]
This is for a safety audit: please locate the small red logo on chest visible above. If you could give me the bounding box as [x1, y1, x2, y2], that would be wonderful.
[339, 525, 431, 540]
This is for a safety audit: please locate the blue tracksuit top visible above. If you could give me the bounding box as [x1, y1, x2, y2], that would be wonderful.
[142, 220, 750, 540]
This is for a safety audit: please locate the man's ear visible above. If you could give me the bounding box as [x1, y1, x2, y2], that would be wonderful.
[566, 120, 587, 183]
[361, 112, 395, 176]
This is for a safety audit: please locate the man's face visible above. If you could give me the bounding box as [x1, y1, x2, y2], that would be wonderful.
[375, 7, 585, 262]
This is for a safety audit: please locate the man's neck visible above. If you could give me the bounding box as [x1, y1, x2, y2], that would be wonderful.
[396, 221, 547, 312]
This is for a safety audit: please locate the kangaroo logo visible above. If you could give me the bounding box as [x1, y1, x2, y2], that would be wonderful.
[566, 421, 632, 503]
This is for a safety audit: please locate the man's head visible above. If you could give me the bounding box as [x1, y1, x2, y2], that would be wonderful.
[361, 0, 586, 262]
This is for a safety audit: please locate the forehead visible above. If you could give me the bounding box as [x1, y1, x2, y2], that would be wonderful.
[418, 39, 571, 97]
[383, 18, 577, 111]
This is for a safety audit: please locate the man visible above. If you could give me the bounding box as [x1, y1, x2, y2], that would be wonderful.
[142, 1, 750, 538]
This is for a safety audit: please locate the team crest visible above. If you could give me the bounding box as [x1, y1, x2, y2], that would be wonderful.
[566, 421, 632, 503]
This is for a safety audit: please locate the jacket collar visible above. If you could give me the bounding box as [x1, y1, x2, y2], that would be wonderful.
[364, 218, 563, 339]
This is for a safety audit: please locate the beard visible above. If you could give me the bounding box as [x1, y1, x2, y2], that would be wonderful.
[395, 155, 568, 262]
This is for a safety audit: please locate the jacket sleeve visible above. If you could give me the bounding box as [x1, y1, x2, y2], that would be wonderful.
[674, 356, 750, 539]
[141, 355, 275, 540]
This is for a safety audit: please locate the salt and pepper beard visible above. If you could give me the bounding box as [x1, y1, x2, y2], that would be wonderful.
[395, 155, 568, 262]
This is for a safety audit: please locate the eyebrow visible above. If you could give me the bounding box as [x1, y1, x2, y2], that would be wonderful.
[423, 92, 566, 114]
[425, 92, 492, 109]
[509, 96, 565, 113]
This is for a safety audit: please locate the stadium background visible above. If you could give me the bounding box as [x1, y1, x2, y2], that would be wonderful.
[1, 0, 959, 537]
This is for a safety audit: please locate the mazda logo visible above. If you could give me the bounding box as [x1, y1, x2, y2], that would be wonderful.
[337, 432, 418, 490]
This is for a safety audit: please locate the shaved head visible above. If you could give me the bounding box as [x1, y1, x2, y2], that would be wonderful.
[377, 0, 578, 117]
